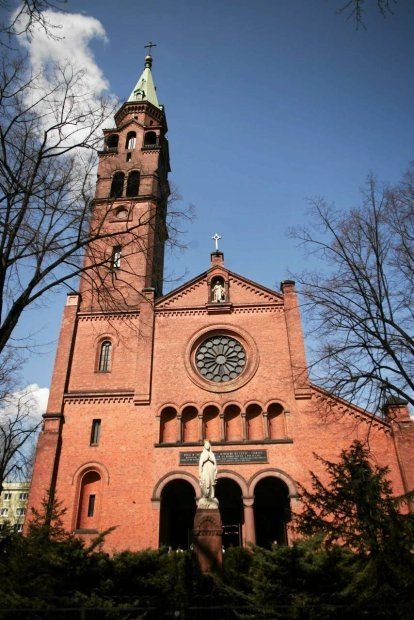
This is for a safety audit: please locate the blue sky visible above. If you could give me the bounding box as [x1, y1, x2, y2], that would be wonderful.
[10, 0, 414, 393]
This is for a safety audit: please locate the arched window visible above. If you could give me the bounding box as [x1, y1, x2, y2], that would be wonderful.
[111, 245, 122, 269]
[76, 471, 102, 530]
[105, 134, 118, 150]
[182, 406, 198, 443]
[98, 340, 112, 372]
[125, 131, 136, 150]
[110, 172, 124, 198]
[203, 405, 220, 442]
[126, 171, 140, 197]
[159, 407, 177, 443]
[224, 404, 242, 441]
[144, 131, 157, 146]
[246, 404, 263, 440]
[268, 403, 285, 439]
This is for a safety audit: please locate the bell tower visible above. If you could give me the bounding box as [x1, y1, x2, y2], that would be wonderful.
[79, 50, 170, 310]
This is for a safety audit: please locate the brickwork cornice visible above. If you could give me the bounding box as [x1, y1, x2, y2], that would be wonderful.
[77, 311, 140, 321]
[311, 384, 392, 432]
[64, 391, 134, 405]
[155, 305, 283, 318]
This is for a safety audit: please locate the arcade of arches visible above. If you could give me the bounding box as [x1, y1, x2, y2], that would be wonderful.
[157, 472, 293, 550]
[158, 402, 286, 444]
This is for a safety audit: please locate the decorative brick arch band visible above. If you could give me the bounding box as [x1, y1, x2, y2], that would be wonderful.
[248, 468, 298, 498]
[71, 461, 110, 486]
[71, 462, 109, 532]
[151, 471, 199, 502]
[217, 469, 248, 497]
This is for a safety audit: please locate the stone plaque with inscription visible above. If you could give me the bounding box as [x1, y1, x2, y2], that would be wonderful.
[180, 449, 267, 466]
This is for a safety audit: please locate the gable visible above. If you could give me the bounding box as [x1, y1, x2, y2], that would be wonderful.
[157, 270, 283, 310]
[227, 273, 282, 305]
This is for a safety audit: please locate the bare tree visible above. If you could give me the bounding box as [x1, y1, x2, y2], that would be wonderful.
[335, 0, 397, 28]
[0, 386, 40, 494]
[291, 165, 414, 413]
[0, 54, 190, 358]
[0, 0, 65, 41]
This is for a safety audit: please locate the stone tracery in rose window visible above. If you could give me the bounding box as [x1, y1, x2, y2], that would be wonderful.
[195, 335, 246, 383]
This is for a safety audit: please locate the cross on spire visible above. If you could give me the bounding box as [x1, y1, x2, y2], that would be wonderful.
[144, 41, 157, 55]
[212, 233, 222, 252]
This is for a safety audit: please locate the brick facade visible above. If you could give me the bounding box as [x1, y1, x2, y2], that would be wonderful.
[26, 57, 414, 553]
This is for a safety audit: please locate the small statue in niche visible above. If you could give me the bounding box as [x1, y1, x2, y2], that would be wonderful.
[211, 279, 225, 303]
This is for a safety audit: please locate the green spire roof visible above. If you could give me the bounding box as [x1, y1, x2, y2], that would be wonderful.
[128, 55, 160, 108]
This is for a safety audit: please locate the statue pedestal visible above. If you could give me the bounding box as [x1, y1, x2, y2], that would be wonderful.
[193, 507, 223, 573]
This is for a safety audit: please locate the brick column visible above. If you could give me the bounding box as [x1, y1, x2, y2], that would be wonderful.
[262, 411, 269, 440]
[220, 414, 225, 442]
[386, 400, 414, 502]
[177, 414, 182, 443]
[281, 280, 311, 399]
[25, 294, 78, 531]
[241, 413, 247, 441]
[47, 293, 79, 413]
[134, 288, 155, 404]
[198, 415, 203, 442]
[243, 497, 255, 545]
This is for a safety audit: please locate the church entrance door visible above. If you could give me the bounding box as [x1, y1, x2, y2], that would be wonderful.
[253, 477, 291, 548]
[216, 478, 243, 548]
[159, 480, 196, 550]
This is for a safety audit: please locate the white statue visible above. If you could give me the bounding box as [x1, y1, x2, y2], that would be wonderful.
[198, 440, 218, 508]
[212, 280, 225, 303]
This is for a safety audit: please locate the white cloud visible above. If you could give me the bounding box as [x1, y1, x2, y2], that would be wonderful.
[13, 9, 118, 151]
[19, 10, 111, 98]
[27, 384, 49, 419]
[0, 384, 49, 424]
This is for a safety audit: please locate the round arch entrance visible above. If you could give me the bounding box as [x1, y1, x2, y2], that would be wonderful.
[216, 478, 243, 548]
[159, 479, 196, 550]
[253, 477, 291, 548]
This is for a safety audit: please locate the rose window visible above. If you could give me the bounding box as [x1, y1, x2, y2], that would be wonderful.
[195, 335, 246, 382]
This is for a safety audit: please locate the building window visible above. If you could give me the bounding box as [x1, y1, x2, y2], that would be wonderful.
[98, 340, 112, 372]
[76, 471, 101, 529]
[126, 152, 132, 162]
[126, 171, 140, 197]
[111, 245, 122, 269]
[144, 131, 157, 146]
[3, 492, 11, 501]
[16, 508, 25, 516]
[15, 523, 23, 533]
[105, 134, 119, 150]
[19, 492, 28, 500]
[90, 419, 101, 445]
[87, 494, 96, 517]
[195, 335, 246, 383]
[1, 508, 8, 516]
[110, 172, 124, 198]
[126, 131, 136, 149]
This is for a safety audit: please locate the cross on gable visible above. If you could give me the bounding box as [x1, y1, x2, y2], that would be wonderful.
[212, 233, 222, 251]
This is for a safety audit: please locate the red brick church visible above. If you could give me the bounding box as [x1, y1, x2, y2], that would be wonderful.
[26, 54, 414, 553]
